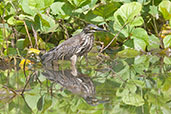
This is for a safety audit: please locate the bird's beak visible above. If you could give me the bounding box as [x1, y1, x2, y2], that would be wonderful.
[95, 27, 108, 32]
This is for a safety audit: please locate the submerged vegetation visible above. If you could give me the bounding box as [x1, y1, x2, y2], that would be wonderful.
[0, 0, 171, 113]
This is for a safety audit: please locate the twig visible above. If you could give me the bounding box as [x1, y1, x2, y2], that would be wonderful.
[31, 24, 38, 49]
[1, 1, 6, 55]
[21, 72, 35, 95]
[23, 21, 33, 47]
[100, 22, 129, 52]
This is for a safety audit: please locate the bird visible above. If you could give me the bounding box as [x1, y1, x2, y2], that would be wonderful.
[40, 24, 107, 67]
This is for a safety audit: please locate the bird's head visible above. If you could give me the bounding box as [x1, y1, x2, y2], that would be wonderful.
[83, 24, 107, 33]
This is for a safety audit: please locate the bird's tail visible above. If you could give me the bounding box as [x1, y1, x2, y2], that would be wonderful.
[39, 52, 54, 64]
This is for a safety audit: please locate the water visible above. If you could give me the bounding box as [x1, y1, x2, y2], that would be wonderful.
[0, 53, 171, 114]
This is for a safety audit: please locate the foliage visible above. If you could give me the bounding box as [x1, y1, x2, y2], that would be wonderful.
[0, 0, 171, 114]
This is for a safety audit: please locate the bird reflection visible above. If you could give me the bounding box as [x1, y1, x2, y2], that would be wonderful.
[41, 65, 101, 106]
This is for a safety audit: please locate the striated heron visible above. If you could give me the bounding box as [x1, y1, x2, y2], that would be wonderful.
[40, 24, 107, 67]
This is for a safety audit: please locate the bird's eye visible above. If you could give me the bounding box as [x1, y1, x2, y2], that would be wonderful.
[90, 27, 94, 29]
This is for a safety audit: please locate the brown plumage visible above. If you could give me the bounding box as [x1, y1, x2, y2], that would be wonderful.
[40, 24, 106, 64]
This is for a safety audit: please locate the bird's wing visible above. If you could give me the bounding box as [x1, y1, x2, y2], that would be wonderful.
[41, 34, 81, 62]
[53, 34, 81, 59]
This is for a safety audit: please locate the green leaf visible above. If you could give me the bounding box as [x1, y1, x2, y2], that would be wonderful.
[159, 0, 171, 20]
[37, 96, 44, 111]
[37, 13, 58, 33]
[21, 0, 36, 16]
[122, 93, 144, 106]
[20, 0, 54, 16]
[123, 39, 134, 48]
[117, 48, 140, 58]
[67, 0, 90, 8]
[132, 28, 149, 51]
[42, 94, 52, 113]
[163, 35, 171, 48]
[132, 28, 149, 44]
[149, 6, 159, 18]
[133, 38, 146, 51]
[148, 34, 160, 51]
[25, 94, 41, 110]
[16, 39, 25, 50]
[134, 55, 148, 65]
[114, 2, 143, 26]
[93, 2, 120, 19]
[164, 56, 171, 64]
[50, 2, 73, 17]
[8, 48, 17, 56]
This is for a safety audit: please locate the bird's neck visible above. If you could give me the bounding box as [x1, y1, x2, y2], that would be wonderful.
[81, 31, 94, 38]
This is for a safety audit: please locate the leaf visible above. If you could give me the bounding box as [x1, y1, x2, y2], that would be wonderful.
[159, 0, 171, 20]
[7, 48, 17, 56]
[149, 6, 159, 18]
[163, 35, 171, 48]
[132, 28, 149, 44]
[42, 94, 52, 113]
[16, 39, 25, 50]
[164, 56, 171, 64]
[37, 96, 44, 111]
[50, 2, 73, 17]
[117, 48, 140, 58]
[28, 48, 40, 55]
[38, 13, 58, 33]
[134, 55, 148, 65]
[133, 38, 147, 51]
[90, 16, 104, 22]
[25, 94, 41, 110]
[148, 34, 160, 51]
[114, 2, 143, 26]
[122, 93, 144, 106]
[93, 2, 120, 19]
[95, 31, 116, 46]
[21, 0, 36, 16]
[19, 59, 34, 70]
[20, 0, 54, 16]
[67, 0, 90, 8]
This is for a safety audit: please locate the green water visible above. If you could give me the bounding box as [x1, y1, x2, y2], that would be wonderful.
[0, 54, 171, 114]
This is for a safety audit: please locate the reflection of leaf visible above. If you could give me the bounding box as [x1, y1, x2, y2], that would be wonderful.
[42, 94, 52, 113]
[164, 56, 171, 64]
[37, 96, 44, 111]
[122, 93, 144, 106]
[25, 94, 41, 110]
[134, 55, 147, 65]
[117, 48, 140, 58]
[163, 35, 171, 48]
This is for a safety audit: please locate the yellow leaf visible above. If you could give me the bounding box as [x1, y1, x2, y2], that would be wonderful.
[19, 59, 33, 70]
[28, 48, 40, 55]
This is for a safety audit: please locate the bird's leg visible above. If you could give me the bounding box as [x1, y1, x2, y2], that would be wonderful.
[84, 54, 89, 66]
[70, 55, 77, 76]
